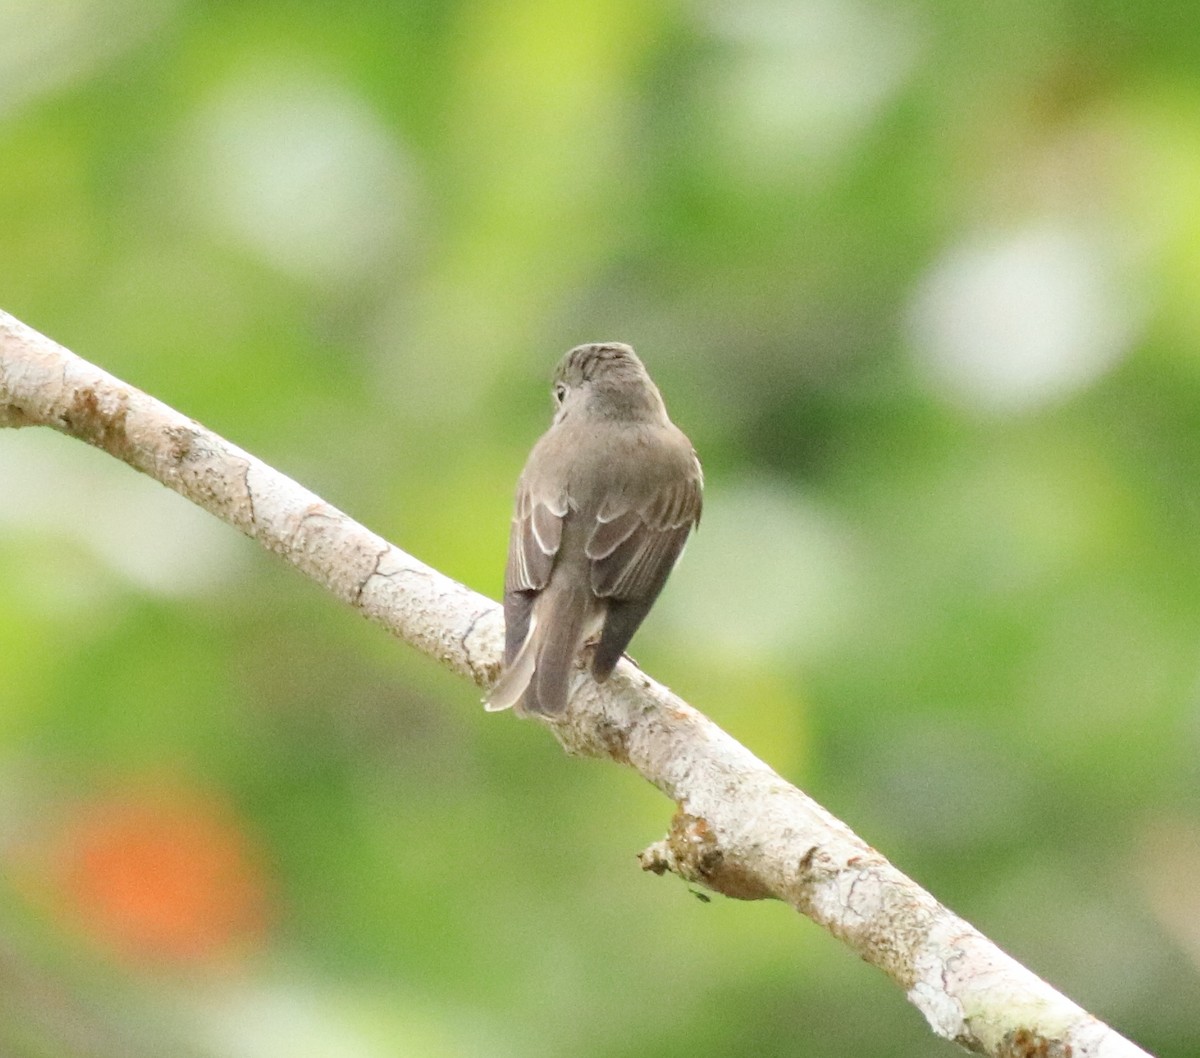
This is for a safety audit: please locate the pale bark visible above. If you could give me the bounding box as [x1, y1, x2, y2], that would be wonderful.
[0, 309, 1152, 1058]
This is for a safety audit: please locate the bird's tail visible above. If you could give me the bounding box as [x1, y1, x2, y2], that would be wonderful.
[526, 582, 594, 716]
[485, 582, 599, 716]
[484, 614, 538, 712]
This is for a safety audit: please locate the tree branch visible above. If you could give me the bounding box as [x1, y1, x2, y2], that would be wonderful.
[0, 309, 1151, 1058]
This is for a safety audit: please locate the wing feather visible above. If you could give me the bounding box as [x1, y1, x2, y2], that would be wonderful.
[587, 473, 701, 680]
[588, 477, 702, 601]
[586, 509, 641, 562]
[504, 480, 566, 594]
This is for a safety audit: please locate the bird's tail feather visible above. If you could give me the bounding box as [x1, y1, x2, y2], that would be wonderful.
[526, 585, 592, 716]
[484, 614, 538, 712]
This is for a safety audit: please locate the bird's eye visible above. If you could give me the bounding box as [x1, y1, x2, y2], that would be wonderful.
[553, 383, 568, 404]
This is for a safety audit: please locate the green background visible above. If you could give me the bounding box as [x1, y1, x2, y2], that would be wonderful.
[1, 1, 1197, 1055]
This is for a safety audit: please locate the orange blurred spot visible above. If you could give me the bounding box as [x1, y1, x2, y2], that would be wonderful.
[51, 787, 270, 963]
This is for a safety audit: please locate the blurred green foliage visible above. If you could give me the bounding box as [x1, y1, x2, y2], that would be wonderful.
[2, 0, 1199, 1055]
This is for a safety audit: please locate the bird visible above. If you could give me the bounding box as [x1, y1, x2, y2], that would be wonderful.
[486, 342, 702, 716]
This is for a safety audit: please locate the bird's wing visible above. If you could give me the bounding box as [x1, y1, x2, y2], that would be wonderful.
[586, 472, 702, 679]
[502, 477, 567, 666]
[588, 475, 702, 596]
[505, 478, 566, 594]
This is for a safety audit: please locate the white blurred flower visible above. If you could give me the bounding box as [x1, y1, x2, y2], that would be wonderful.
[908, 224, 1141, 413]
[0, 0, 180, 119]
[0, 431, 243, 598]
[186, 67, 414, 286]
[186, 977, 496, 1058]
[700, 0, 925, 176]
[661, 477, 863, 662]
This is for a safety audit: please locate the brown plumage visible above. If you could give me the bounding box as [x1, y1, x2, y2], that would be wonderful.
[486, 343, 703, 716]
